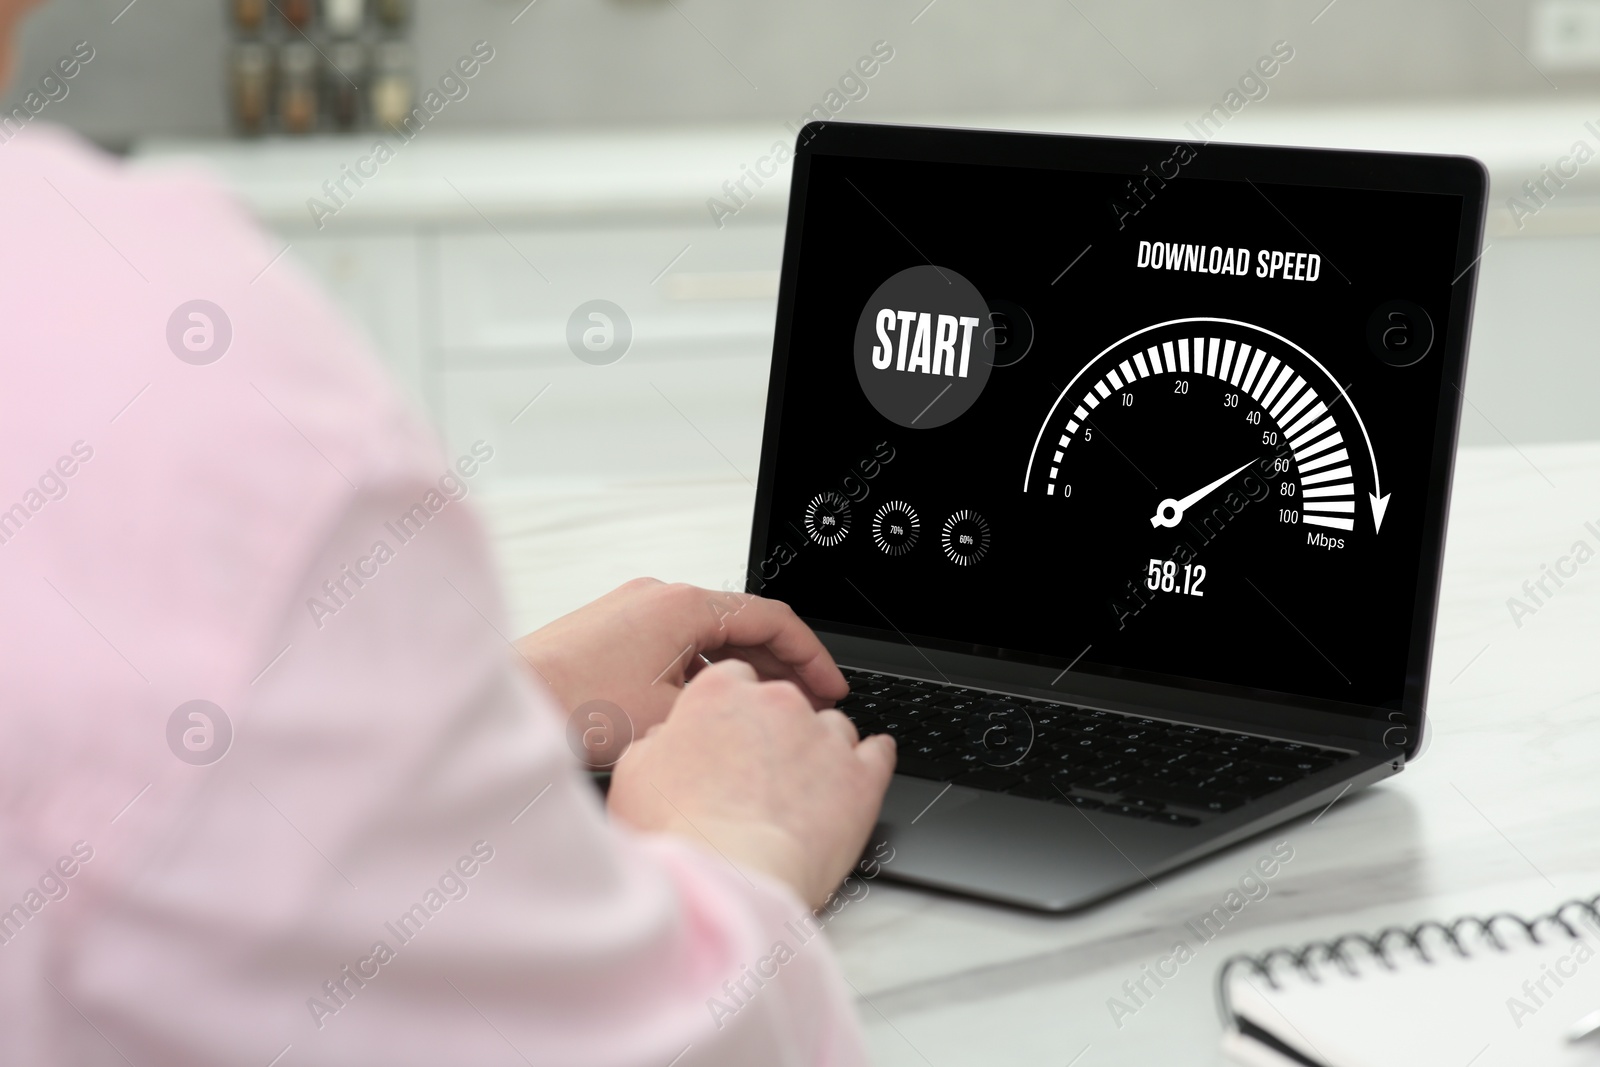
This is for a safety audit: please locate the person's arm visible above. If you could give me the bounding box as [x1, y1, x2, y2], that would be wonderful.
[65, 475, 886, 1066]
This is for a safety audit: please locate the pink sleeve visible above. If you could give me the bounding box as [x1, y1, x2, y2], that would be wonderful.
[58, 482, 869, 1067]
[0, 125, 868, 1067]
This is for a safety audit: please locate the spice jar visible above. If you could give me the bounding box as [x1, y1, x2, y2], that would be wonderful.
[327, 41, 367, 131]
[370, 40, 414, 132]
[279, 0, 314, 29]
[375, 0, 407, 29]
[278, 42, 319, 135]
[324, 0, 365, 36]
[230, 42, 272, 136]
[231, 0, 267, 32]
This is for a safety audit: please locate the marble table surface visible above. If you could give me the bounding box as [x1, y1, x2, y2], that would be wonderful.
[479, 441, 1600, 1066]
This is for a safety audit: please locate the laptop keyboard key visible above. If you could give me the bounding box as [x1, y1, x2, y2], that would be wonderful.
[1152, 812, 1202, 827]
[1083, 773, 1140, 794]
[1143, 761, 1202, 782]
[1103, 802, 1154, 819]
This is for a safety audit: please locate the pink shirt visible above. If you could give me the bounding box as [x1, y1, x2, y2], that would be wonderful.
[0, 125, 868, 1066]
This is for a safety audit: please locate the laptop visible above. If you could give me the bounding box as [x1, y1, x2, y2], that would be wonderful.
[745, 120, 1487, 912]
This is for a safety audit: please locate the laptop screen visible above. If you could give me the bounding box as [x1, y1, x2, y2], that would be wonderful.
[751, 128, 1476, 718]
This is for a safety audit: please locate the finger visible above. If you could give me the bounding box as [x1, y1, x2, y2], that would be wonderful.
[693, 593, 848, 702]
[614, 730, 654, 770]
[688, 656, 759, 688]
[754, 678, 816, 723]
[709, 643, 787, 678]
[815, 708, 859, 746]
[852, 732, 898, 788]
[683, 651, 714, 683]
[712, 645, 832, 707]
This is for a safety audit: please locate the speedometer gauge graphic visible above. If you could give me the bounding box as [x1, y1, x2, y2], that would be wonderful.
[1023, 318, 1388, 537]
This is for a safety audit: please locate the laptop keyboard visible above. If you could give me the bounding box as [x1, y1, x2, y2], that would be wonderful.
[837, 667, 1352, 828]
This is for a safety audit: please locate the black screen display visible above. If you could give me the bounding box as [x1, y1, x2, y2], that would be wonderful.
[753, 136, 1470, 716]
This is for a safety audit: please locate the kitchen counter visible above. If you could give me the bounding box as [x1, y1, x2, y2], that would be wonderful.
[136, 99, 1600, 236]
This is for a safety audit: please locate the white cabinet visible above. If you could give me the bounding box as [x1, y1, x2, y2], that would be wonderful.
[285, 231, 428, 409]
[275, 216, 784, 486]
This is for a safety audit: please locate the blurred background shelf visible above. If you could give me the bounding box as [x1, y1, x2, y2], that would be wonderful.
[128, 104, 1600, 500]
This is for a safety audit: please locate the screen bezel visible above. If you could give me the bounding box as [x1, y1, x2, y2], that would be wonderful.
[748, 120, 1488, 760]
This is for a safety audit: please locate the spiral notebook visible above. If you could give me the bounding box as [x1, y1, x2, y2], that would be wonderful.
[1217, 890, 1600, 1067]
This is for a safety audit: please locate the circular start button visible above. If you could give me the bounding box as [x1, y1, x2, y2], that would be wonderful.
[853, 265, 994, 429]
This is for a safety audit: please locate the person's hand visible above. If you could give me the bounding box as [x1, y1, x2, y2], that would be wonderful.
[607, 659, 895, 910]
[514, 578, 849, 742]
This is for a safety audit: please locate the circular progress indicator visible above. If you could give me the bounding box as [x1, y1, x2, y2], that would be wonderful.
[803, 491, 852, 546]
[941, 510, 991, 565]
[872, 501, 921, 556]
[1023, 318, 1388, 539]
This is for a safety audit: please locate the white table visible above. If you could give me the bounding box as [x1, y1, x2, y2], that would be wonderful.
[482, 440, 1600, 1065]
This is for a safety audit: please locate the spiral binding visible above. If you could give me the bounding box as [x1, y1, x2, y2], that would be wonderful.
[1216, 891, 1600, 1027]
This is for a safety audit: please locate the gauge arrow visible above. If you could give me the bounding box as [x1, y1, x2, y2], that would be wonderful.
[1369, 492, 1391, 532]
[1320, 378, 1387, 534]
[1151, 459, 1256, 529]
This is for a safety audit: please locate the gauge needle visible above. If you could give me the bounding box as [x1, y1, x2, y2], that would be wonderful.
[1150, 459, 1257, 528]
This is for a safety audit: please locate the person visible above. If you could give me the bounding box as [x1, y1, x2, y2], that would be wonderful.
[0, 1, 896, 1062]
